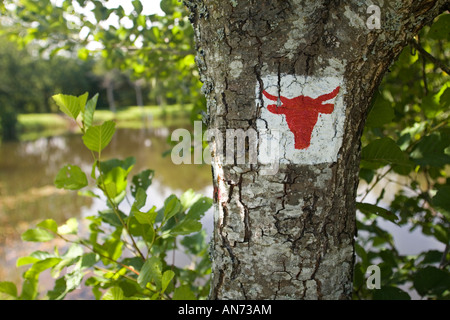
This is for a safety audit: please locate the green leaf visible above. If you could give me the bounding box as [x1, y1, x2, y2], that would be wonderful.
[439, 87, 450, 108]
[132, 0, 143, 14]
[62, 243, 84, 259]
[0, 281, 18, 298]
[78, 190, 100, 199]
[134, 206, 158, 225]
[161, 270, 175, 294]
[102, 287, 124, 300]
[37, 219, 58, 233]
[137, 256, 162, 289]
[51, 245, 83, 279]
[19, 279, 38, 300]
[167, 219, 202, 237]
[356, 202, 399, 224]
[421, 93, 442, 119]
[128, 215, 154, 241]
[432, 186, 450, 220]
[91, 160, 98, 179]
[131, 169, 154, 198]
[52, 92, 88, 120]
[127, 216, 155, 241]
[54, 164, 88, 190]
[181, 230, 208, 255]
[99, 209, 126, 228]
[361, 137, 411, 168]
[430, 223, 449, 245]
[420, 250, 444, 265]
[104, 181, 117, 199]
[65, 269, 84, 292]
[78, 47, 90, 60]
[180, 189, 202, 211]
[354, 243, 368, 267]
[17, 251, 52, 267]
[102, 166, 128, 197]
[186, 196, 212, 221]
[78, 92, 89, 113]
[353, 263, 365, 289]
[23, 258, 61, 280]
[82, 120, 116, 154]
[172, 285, 196, 300]
[21, 228, 54, 242]
[411, 132, 450, 167]
[97, 237, 123, 264]
[163, 195, 182, 221]
[413, 266, 450, 297]
[428, 13, 450, 40]
[163, 196, 211, 237]
[17, 256, 40, 267]
[359, 168, 375, 184]
[373, 286, 411, 300]
[47, 277, 68, 300]
[81, 253, 98, 269]
[132, 188, 147, 212]
[57, 218, 78, 235]
[82, 93, 98, 130]
[365, 95, 395, 128]
[99, 157, 136, 176]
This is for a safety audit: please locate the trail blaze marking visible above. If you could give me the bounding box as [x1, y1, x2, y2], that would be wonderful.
[256, 75, 346, 165]
[263, 86, 341, 150]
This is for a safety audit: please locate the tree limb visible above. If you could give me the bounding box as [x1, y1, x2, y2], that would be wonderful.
[410, 38, 450, 75]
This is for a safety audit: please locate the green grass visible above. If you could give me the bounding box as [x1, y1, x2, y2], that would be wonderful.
[18, 114, 69, 131]
[17, 104, 194, 140]
[94, 104, 193, 127]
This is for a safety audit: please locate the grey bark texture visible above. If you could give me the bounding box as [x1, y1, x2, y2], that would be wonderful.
[185, 0, 447, 300]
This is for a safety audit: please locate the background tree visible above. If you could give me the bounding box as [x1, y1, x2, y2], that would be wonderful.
[0, 35, 107, 139]
[0, 0, 205, 140]
[1, 0, 204, 109]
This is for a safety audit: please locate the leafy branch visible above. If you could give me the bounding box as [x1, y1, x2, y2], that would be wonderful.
[0, 92, 212, 300]
[410, 38, 450, 75]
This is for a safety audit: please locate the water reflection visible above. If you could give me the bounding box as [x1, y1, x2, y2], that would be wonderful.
[0, 127, 213, 295]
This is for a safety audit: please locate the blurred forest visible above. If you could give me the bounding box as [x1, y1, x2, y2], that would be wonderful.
[0, 0, 203, 141]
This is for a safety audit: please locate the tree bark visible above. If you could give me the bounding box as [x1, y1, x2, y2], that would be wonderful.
[185, 0, 447, 300]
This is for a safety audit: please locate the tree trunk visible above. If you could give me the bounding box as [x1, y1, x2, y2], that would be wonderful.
[134, 79, 145, 107]
[186, 0, 446, 300]
[106, 79, 116, 113]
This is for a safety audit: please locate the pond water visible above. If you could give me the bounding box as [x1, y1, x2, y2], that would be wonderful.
[0, 126, 214, 298]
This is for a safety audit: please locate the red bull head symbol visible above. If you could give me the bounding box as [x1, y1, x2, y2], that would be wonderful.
[263, 86, 341, 150]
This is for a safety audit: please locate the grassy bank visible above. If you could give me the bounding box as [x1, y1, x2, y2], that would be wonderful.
[18, 104, 193, 140]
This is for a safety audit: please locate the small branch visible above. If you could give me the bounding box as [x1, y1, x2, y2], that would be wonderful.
[56, 234, 140, 276]
[360, 167, 393, 202]
[96, 157, 146, 262]
[422, 54, 429, 95]
[410, 39, 450, 75]
[440, 244, 449, 269]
